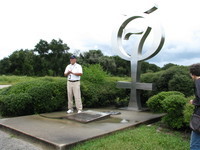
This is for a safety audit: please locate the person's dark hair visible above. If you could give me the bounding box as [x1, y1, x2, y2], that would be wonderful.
[190, 63, 200, 76]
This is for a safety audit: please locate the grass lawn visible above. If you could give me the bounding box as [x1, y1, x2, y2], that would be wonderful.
[73, 123, 190, 150]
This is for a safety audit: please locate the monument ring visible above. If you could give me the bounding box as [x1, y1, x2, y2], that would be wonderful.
[112, 6, 165, 61]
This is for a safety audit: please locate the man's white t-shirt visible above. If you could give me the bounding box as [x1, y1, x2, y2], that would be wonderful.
[64, 63, 83, 81]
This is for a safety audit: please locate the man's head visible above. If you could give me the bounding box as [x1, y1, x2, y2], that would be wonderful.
[190, 63, 200, 79]
[70, 55, 77, 64]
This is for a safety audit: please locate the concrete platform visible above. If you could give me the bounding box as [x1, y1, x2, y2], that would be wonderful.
[0, 108, 164, 150]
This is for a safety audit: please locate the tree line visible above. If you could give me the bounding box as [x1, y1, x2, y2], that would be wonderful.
[0, 39, 175, 76]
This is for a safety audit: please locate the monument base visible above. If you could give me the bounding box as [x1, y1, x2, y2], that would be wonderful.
[119, 107, 149, 112]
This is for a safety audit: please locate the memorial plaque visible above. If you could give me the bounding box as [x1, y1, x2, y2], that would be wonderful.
[66, 110, 110, 123]
[102, 111, 121, 115]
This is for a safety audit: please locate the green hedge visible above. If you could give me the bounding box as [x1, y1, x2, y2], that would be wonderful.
[161, 95, 188, 129]
[0, 78, 67, 116]
[0, 66, 127, 116]
[146, 91, 184, 113]
[82, 64, 108, 83]
[141, 66, 194, 101]
[183, 96, 195, 125]
[27, 81, 67, 113]
[0, 93, 33, 116]
[147, 91, 194, 129]
[81, 64, 127, 108]
[81, 80, 126, 108]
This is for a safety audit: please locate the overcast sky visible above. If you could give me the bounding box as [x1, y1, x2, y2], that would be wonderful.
[0, 0, 200, 67]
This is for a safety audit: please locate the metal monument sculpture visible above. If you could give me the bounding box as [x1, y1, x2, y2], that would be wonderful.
[111, 6, 165, 110]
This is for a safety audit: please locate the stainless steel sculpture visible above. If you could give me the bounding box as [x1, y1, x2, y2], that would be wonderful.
[111, 6, 165, 110]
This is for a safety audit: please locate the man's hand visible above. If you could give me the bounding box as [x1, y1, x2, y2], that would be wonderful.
[190, 100, 193, 104]
[64, 70, 82, 76]
[64, 70, 72, 77]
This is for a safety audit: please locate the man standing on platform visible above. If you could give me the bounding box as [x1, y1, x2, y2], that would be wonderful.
[64, 55, 83, 114]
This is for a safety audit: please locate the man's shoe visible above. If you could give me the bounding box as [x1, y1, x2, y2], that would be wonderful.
[77, 110, 82, 113]
[67, 109, 73, 114]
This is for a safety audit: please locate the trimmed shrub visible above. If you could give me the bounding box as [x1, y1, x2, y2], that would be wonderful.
[82, 64, 108, 83]
[1, 80, 46, 95]
[183, 96, 195, 125]
[183, 103, 194, 125]
[161, 95, 188, 129]
[81, 81, 100, 107]
[156, 66, 192, 96]
[28, 85, 52, 113]
[0, 86, 11, 95]
[114, 97, 129, 108]
[168, 74, 193, 97]
[0, 93, 33, 116]
[141, 71, 163, 83]
[81, 80, 126, 108]
[0, 78, 67, 116]
[146, 91, 184, 113]
[0, 75, 127, 116]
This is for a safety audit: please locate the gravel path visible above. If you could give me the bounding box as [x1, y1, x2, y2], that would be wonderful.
[0, 130, 42, 150]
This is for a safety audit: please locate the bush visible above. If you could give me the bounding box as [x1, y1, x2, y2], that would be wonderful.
[140, 71, 164, 102]
[114, 97, 129, 108]
[146, 91, 184, 113]
[1, 80, 45, 95]
[183, 96, 195, 125]
[161, 95, 188, 129]
[183, 103, 194, 125]
[0, 93, 33, 116]
[141, 71, 163, 83]
[168, 74, 193, 97]
[0, 74, 127, 116]
[156, 66, 192, 95]
[82, 64, 108, 83]
[0, 78, 67, 116]
[28, 86, 51, 113]
[81, 80, 126, 108]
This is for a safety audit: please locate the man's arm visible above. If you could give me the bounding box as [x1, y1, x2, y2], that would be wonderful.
[71, 72, 82, 76]
[71, 64, 83, 76]
[64, 65, 71, 77]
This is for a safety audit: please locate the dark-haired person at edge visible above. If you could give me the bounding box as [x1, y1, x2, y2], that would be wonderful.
[189, 63, 200, 149]
[64, 55, 83, 114]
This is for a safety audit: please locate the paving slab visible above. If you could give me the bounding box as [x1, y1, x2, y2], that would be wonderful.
[0, 108, 164, 150]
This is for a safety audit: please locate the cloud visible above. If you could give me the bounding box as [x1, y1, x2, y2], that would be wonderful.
[148, 46, 200, 67]
[0, 0, 200, 69]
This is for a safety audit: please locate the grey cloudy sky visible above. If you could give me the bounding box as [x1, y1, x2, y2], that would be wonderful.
[0, 0, 200, 67]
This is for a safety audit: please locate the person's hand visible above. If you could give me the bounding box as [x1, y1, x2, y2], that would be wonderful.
[68, 70, 72, 74]
[190, 100, 193, 104]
